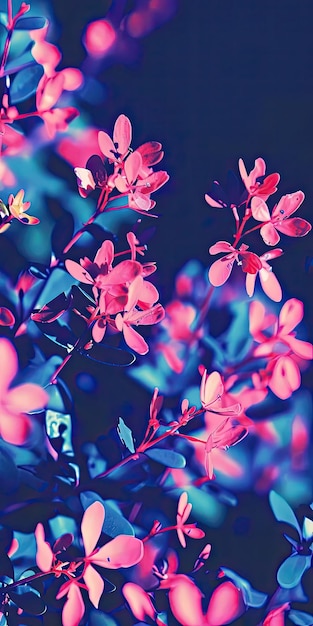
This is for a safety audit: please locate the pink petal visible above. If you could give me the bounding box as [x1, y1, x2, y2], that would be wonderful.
[275, 217, 311, 238]
[177, 491, 189, 516]
[246, 272, 257, 297]
[183, 526, 206, 540]
[35, 523, 53, 572]
[92, 319, 107, 343]
[137, 170, 169, 193]
[261, 248, 284, 262]
[98, 131, 116, 160]
[272, 191, 305, 219]
[138, 280, 159, 306]
[122, 582, 156, 622]
[177, 527, 187, 548]
[208, 256, 234, 286]
[259, 268, 282, 302]
[200, 370, 224, 409]
[0, 410, 31, 445]
[249, 300, 266, 336]
[0, 338, 18, 396]
[60, 68, 83, 91]
[168, 575, 205, 626]
[239, 157, 265, 189]
[96, 260, 142, 288]
[279, 298, 303, 333]
[205, 447, 214, 479]
[260, 222, 280, 246]
[263, 603, 289, 626]
[94, 239, 114, 268]
[205, 193, 225, 208]
[91, 535, 143, 568]
[125, 275, 143, 311]
[60, 584, 85, 626]
[122, 323, 149, 355]
[209, 241, 233, 255]
[206, 581, 245, 626]
[84, 564, 104, 608]
[251, 197, 271, 221]
[113, 114, 132, 156]
[81, 501, 105, 556]
[36, 73, 65, 112]
[284, 336, 313, 360]
[65, 259, 93, 284]
[241, 251, 262, 274]
[125, 304, 165, 326]
[124, 151, 142, 184]
[269, 356, 301, 399]
[74, 168, 96, 193]
[6, 383, 48, 414]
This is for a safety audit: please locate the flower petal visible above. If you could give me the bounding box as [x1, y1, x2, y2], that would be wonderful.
[0, 338, 18, 397]
[206, 581, 245, 626]
[6, 383, 48, 414]
[251, 197, 271, 221]
[260, 223, 280, 246]
[269, 356, 301, 399]
[81, 501, 105, 556]
[113, 114, 132, 156]
[272, 191, 305, 219]
[279, 298, 303, 334]
[61, 583, 85, 626]
[275, 217, 311, 238]
[208, 256, 234, 286]
[35, 523, 54, 572]
[91, 535, 143, 568]
[84, 564, 104, 608]
[259, 268, 282, 302]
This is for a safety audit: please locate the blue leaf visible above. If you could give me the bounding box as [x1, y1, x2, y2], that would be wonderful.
[277, 554, 311, 588]
[289, 609, 313, 625]
[10, 64, 44, 103]
[14, 16, 48, 30]
[4, 49, 37, 76]
[117, 417, 135, 453]
[269, 491, 302, 537]
[220, 568, 267, 608]
[144, 448, 186, 468]
[80, 492, 135, 538]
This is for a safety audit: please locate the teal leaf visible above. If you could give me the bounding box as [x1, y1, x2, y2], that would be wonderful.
[117, 417, 135, 453]
[277, 554, 311, 589]
[144, 448, 186, 468]
[289, 610, 313, 625]
[10, 64, 44, 103]
[269, 491, 301, 537]
[220, 567, 267, 608]
[14, 16, 48, 30]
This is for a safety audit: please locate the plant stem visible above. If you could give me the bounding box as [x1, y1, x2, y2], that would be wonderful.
[4, 572, 51, 591]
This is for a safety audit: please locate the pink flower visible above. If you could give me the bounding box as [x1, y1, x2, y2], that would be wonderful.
[200, 370, 241, 415]
[245, 248, 283, 302]
[238, 157, 280, 200]
[204, 417, 249, 479]
[208, 241, 262, 287]
[176, 492, 205, 548]
[35, 501, 144, 626]
[8, 189, 40, 226]
[0, 338, 48, 445]
[98, 114, 132, 163]
[251, 191, 311, 245]
[206, 581, 246, 626]
[249, 300, 313, 399]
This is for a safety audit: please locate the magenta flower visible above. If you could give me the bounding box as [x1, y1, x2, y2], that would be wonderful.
[200, 369, 241, 415]
[204, 417, 249, 479]
[251, 191, 311, 246]
[176, 492, 205, 548]
[245, 248, 283, 302]
[208, 241, 262, 287]
[238, 157, 280, 200]
[0, 338, 48, 445]
[263, 603, 289, 625]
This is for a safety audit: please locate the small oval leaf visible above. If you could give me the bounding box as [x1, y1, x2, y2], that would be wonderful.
[10, 64, 44, 103]
[144, 448, 186, 468]
[14, 16, 48, 30]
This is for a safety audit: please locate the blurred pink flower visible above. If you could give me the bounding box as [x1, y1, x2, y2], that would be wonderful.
[0, 338, 48, 445]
